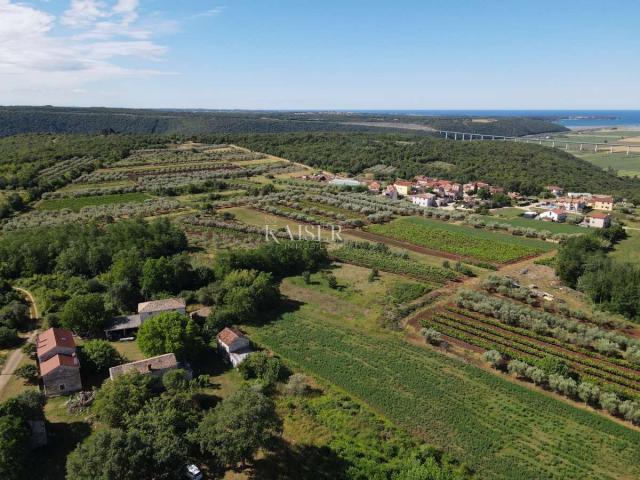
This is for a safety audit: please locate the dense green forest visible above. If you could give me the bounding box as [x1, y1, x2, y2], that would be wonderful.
[206, 133, 640, 199]
[280, 112, 568, 136]
[0, 107, 395, 138]
[0, 106, 565, 137]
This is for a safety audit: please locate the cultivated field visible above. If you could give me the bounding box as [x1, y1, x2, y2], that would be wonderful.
[249, 277, 640, 480]
[367, 216, 554, 264]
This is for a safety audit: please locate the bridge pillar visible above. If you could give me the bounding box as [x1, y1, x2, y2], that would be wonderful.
[552, 141, 555, 147]
[610, 146, 613, 154]
[539, 139, 542, 145]
[454, 133, 458, 140]
[580, 144, 583, 151]
[492, 136, 495, 140]
[566, 143, 569, 150]
[594, 145, 598, 152]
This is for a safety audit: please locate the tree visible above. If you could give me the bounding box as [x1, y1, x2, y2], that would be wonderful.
[137, 312, 205, 362]
[0, 391, 45, 421]
[59, 293, 108, 337]
[0, 415, 30, 480]
[196, 386, 281, 468]
[66, 428, 153, 480]
[421, 328, 442, 346]
[15, 364, 38, 384]
[79, 340, 124, 374]
[481, 350, 504, 369]
[93, 371, 153, 428]
[555, 235, 604, 288]
[325, 273, 338, 289]
[162, 369, 191, 394]
[0, 327, 20, 348]
[238, 352, 282, 386]
[126, 394, 201, 477]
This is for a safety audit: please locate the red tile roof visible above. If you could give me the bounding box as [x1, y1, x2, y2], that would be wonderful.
[40, 354, 79, 376]
[592, 195, 613, 203]
[217, 327, 245, 346]
[551, 208, 566, 215]
[36, 328, 76, 359]
[589, 213, 611, 219]
[394, 180, 414, 187]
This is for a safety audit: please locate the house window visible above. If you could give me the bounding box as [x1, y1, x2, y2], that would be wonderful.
[59, 384, 65, 391]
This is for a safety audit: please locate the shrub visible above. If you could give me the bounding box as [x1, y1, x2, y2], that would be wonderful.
[421, 328, 442, 346]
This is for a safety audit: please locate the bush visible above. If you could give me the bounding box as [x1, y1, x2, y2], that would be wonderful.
[14, 364, 38, 384]
[283, 373, 309, 396]
[420, 328, 442, 346]
[481, 350, 504, 368]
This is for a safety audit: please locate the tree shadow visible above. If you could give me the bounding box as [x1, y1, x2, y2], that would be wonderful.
[256, 297, 304, 326]
[248, 437, 351, 480]
[31, 421, 92, 480]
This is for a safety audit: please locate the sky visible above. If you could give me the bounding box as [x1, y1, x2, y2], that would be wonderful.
[1, 0, 639, 109]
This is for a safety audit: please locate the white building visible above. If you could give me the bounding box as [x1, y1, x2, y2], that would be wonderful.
[408, 193, 437, 208]
[539, 208, 567, 223]
[217, 327, 252, 367]
[587, 213, 611, 229]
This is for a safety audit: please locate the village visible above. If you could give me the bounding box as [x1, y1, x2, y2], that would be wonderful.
[303, 171, 616, 229]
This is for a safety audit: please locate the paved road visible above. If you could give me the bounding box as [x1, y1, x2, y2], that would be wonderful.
[0, 288, 38, 398]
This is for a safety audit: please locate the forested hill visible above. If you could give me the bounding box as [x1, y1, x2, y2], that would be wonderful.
[0, 106, 566, 137]
[0, 107, 407, 137]
[209, 132, 640, 200]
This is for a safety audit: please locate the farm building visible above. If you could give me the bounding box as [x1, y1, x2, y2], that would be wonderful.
[539, 208, 567, 223]
[109, 353, 180, 380]
[217, 327, 253, 367]
[36, 328, 82, 397]
[105, 297, 186, 339]
[587, 212, 611, 229]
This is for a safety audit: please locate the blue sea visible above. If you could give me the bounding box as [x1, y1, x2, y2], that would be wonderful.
[354, 110, 640, 129]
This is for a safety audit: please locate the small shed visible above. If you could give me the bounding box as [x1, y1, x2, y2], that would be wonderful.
[216, 327, 252, 367]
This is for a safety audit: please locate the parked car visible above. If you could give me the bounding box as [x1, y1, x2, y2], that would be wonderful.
[186, 464, 203, 480]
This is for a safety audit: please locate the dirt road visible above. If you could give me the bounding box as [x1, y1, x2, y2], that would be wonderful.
[0, 288, 39, 397]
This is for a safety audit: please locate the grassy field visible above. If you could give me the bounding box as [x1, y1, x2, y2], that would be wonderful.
[249, 279, 640, 480]
[37, 192, 153, 211]
[57, 180, 136, 192]
[576, 152, 640, 177]
[487, 216, 587, 234]
[368, 216, 554, 263]
[611, 229, 640, 266]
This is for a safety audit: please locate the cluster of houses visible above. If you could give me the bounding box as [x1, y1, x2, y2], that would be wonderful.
[532, 186, 615, 228]
[33, 296, 254, 400]
[382, 176, 507, 208]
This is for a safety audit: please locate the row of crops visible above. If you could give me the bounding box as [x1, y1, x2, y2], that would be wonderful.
[367, 216, 553, 263]
[251, 312, 640, 480]
[423, 306, 640, 401]
[331, 241, 458, 284]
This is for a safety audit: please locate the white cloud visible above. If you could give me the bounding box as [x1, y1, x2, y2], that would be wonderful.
[0, 0, 170, 101]
[61, 0, 109, 27]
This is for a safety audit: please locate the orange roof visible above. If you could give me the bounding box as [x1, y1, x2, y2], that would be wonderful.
[40, 354, 79, 376]
[592, 195, 613, 203]
[394, 180, 414, 187]
[217, 327, 245, 346]
[589, 213, 611, 219]
[36, 328, 76, 359]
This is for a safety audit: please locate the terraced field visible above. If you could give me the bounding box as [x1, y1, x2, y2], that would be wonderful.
[368, 216, 554, 263]
[251, 309, 640, 480]
[423, 305, 640, 400]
